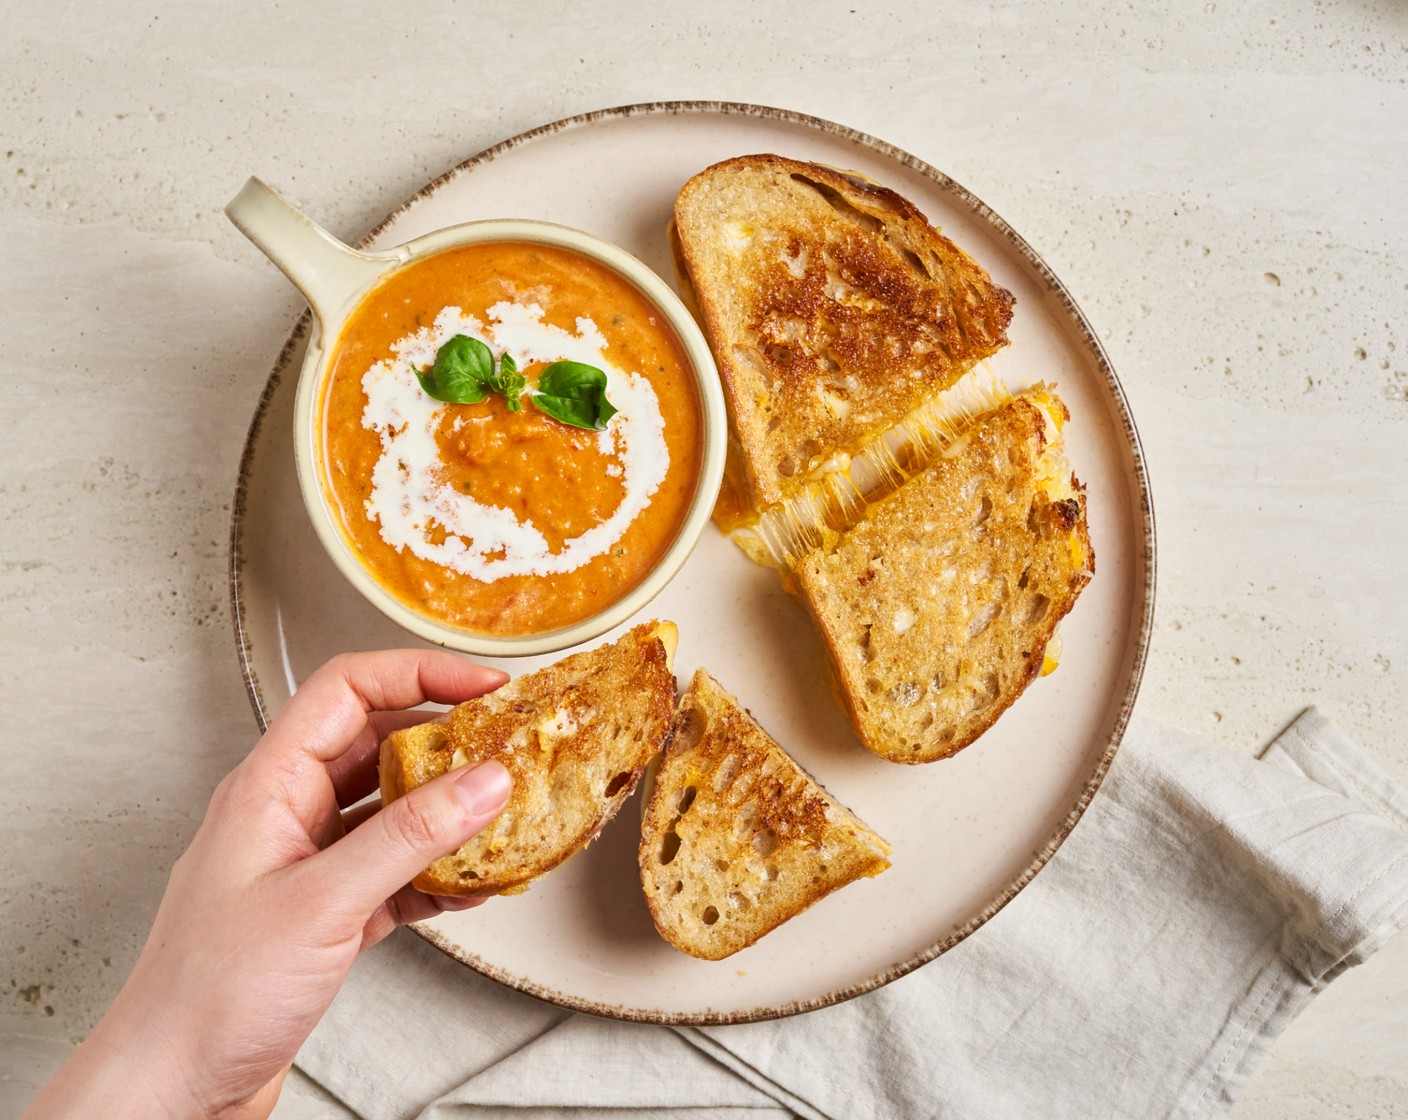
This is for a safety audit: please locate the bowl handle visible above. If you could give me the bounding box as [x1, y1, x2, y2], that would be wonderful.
[224, 177, 401, 321]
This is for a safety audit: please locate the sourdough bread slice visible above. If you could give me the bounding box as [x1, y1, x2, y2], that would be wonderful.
[379, 621, 678, 896]
[640, 669, 891, 959]
[793, 389, 1094, 763]
[672, 154, 1014, 518]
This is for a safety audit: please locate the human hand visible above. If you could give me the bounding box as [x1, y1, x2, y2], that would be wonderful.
[24, 649, 512, 1120]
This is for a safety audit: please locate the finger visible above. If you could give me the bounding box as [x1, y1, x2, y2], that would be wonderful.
[327, 708, 442, 809]
[361, 886, 488, 949]
[299, 761, 512, 921]
[316, 789, 383, 851]
[297, 709, 453, 850]
[258, 649, 506, 767]
[390, 885, 487, 923]
[318, 742, 426, 848]
[228, 1064, 291, 1120]
[338, 797, 382, 834]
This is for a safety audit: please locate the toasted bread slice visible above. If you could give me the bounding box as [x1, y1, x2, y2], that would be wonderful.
[379, 621, 679, 896]
[793, 389, 1094, 763]
[672, 154, 1014, 518]
[640, 669, 891, 959]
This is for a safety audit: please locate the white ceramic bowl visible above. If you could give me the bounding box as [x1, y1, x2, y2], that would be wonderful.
[225, 177, 726, 656]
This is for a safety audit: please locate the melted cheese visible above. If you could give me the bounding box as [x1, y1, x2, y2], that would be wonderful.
[735, 364, 1011, 565]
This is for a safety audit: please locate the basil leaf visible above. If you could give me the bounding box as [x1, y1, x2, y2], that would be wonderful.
[495, 353, 525, 412]
[536, 360, 606, 400]
[417, 335, 494, 404]
[533, 394, 600, 429]
[531, 360, 618, 430]
[439, 334, 494, 382]
[414, 342, 615, 429]
[498, 377, 526, 411]
[417, 367, 488, 404]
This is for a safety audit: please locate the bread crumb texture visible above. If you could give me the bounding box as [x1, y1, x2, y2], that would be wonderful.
[795, 391, 1093, 763]
[380, 621, 678, 896]
[640, 669, 890, 959]
[673, 154, 1013, 512]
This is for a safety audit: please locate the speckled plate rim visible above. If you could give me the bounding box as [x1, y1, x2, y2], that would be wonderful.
[228, 100, 1157, 1025]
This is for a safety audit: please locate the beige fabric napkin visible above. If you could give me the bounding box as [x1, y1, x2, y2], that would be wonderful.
[296, 709, 1408, 1119]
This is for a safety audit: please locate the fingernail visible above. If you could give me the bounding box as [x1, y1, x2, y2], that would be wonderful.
[453, 760, 512, 813]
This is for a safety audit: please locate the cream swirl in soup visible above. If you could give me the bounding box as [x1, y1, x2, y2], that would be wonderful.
[318, 241, 703, 636]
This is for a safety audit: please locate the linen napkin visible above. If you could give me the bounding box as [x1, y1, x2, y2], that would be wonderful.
[296, 708, 1408, 1119]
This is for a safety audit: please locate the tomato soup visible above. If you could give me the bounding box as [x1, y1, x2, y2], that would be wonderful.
[318, 241, 704, 636]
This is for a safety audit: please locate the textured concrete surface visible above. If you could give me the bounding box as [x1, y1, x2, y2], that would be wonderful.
[3, 2, 1405, 1116]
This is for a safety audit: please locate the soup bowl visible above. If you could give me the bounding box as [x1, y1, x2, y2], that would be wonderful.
[225, 177, 725, 657]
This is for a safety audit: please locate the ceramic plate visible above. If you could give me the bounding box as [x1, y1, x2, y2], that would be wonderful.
[229, 102, 1154, 1023]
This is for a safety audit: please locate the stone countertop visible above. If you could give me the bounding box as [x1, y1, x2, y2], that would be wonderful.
[3, 2, 1405, 1116]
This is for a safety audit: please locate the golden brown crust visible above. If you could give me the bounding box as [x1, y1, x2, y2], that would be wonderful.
[380, 621, 678, 896]
[639, 669, 890, 959]
[794, 390, 1093, 763]
[673, 154, 1014, 515]
[669, 217, 756, 534]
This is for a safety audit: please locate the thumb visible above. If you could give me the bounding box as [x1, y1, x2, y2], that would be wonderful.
[305, 761, 512, 918]
[226, 1063, 292, 1120]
